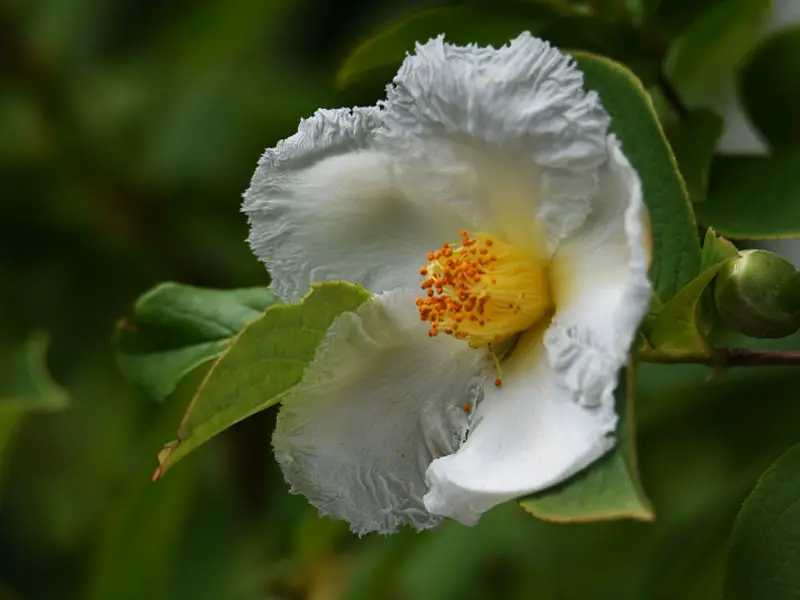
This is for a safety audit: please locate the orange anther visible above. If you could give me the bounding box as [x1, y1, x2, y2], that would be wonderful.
[419, 231, 545, 347]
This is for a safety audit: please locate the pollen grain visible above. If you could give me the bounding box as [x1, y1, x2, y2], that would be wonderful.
[417, 230, 552, 348]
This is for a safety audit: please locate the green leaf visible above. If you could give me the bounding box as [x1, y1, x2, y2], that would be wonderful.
[114, 283, 280, 402]
[698, 228, 740, 337]
[87, 375, 202, 600]
[644, 259, 733, 358]
[695, 151, 800, 239]
[700, 227, 739, 272]
[520, 364, 653, 522]
[722, 441, 800, 600]
[541, 16, 658, 84]
[739, 26, 800, 151]
[88, 463, 199, 600]
[153, 281, 372, 478]
[336, 3, 659, 88]
[336, 3, 559, 89]
[643, 227, 738, 357]
[0, 332, 69, 411]
[574, 52, 702, 301]
[667, 108, 724, 203]
[641, 0, 729, 37]
[0, 333, 69, 482]
[664, 0, 771, 104]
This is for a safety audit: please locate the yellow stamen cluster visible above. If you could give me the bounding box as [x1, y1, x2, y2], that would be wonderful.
[416, 230, 552, 352]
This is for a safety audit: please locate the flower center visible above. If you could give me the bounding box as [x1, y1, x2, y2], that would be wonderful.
[417, 230, 552, 349]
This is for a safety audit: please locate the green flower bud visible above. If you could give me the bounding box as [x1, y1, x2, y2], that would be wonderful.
[714, 250, 800, 338]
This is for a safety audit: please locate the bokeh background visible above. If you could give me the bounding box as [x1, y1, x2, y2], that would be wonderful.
[2, 1, 800, 599]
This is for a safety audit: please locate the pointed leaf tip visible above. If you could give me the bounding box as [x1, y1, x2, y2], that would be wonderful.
[154, 281, 372, 478]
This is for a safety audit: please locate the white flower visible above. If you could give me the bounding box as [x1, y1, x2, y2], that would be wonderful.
[242, 33, 652, 535]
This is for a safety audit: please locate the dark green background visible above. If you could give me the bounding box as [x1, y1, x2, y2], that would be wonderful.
[2, 1, 799, 599]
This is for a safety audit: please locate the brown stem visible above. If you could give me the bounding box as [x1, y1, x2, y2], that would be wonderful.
[640, 348, 800, 368]
[721, 348, 800, 368]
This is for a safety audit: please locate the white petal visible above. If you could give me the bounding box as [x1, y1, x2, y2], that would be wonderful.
[379, 32, 611, 252]
[424, 329, 617, 525]
[243, 107, 468, 302]
[273, 288, 491, 535]
[546, 135, 652, 408]
[423, 137, 649, 525]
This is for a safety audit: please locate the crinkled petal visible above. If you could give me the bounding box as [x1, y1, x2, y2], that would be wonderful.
[545, 134, 652, 408]
[243, 107, 468, 302]
[424, 328, 617, 525]
[273, 288, 491, 535]
[379, 32, 611, 253]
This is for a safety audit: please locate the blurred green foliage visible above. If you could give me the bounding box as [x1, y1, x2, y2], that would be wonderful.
[723, 441, 800, 600]
[3, 0, 800, 599]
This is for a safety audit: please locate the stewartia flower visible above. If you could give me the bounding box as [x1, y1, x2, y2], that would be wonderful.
[243, 33, 652, 535]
